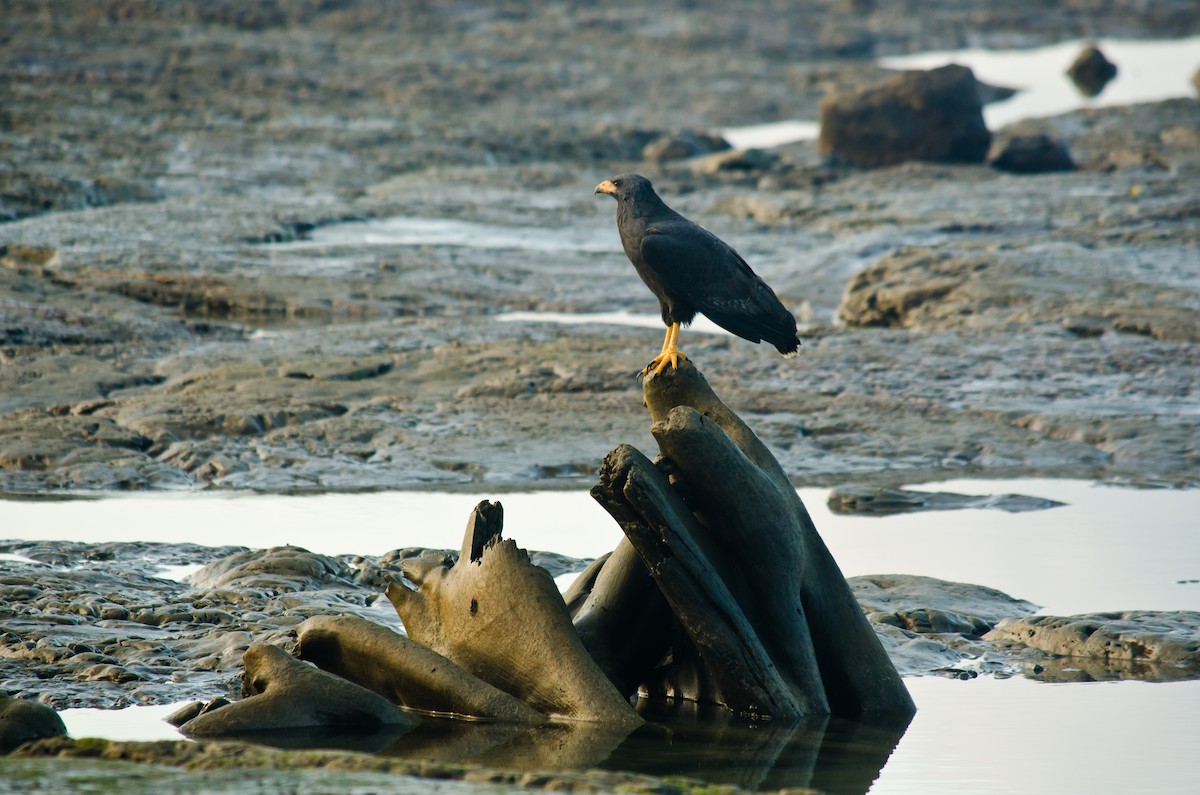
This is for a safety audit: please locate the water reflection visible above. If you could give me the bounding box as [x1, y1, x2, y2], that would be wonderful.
[611, 702, 910, 794]
[195, 701, 910, 794]
[61, 676, 1200, 793]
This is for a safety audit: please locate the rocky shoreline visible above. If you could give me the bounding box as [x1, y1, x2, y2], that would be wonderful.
[2, 2, 1198, 494]
[2, 1, 1199, 790]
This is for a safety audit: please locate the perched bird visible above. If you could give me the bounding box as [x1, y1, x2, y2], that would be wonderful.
[595, 174, 800, 376]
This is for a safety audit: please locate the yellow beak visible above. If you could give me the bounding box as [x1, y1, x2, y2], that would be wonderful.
[594, 179, 617, 196]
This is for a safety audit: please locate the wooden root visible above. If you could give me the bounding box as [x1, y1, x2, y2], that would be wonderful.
[589, 358, 915, 719]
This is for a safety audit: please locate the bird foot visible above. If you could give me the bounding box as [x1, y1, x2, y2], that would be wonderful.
[641, 351, 687, 378]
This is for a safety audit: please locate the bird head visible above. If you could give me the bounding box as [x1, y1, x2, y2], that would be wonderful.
[594, 173, 656, 203]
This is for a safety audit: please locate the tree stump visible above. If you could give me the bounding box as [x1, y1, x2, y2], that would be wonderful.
[588, 359, 915, 719]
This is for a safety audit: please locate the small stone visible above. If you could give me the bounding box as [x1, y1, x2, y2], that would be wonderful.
[641, 131, 730, 162]
[1061, 316, 1108, 338]
[989, 134, 1075, 174]
[1067, 45, 1118, 97]
[689, 148, 779, 174]
[164, 701, 205, 727]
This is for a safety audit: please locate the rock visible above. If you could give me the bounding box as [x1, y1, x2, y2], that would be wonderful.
[0, 695, 66, 753]
[642, 131, 730, 162]
[180, 643, 415, 736]
[828, 484, 1065, 515]
[975, 80, 1019, 105]
[851, 574, 1039, 631]
[1092, 145, 1172, 172]
[837, 248, 973, 328]
[989, 134, 1076, 174]
[818, 64, 991, 168]
[688, 147, 780, 174]
[1067, 45, 1118, 97]
[1061, 316, 1109, 338]
[985, 611, 1200, 669]
[188, 547, 355, 593]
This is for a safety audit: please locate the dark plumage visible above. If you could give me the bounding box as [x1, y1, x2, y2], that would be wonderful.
[594, 173, 800, 375]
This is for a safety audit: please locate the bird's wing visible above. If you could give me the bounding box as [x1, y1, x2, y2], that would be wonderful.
[640, 222, 798, 348]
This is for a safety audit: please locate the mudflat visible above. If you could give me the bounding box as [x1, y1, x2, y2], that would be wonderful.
[1, 1, 1197, 493]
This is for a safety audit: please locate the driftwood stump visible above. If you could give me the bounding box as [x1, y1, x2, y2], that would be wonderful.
[587, 359, 914, 719]
[190, 358, 910, 743]
[383, 500, 643, 728]
[181, 643, 414, 736]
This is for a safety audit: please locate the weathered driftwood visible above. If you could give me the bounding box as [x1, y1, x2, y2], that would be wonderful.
[195, 358, 909, 740]
[294, 614, 543, 723]
[589, 359, 914, 719]
[564, 537, 674, 698]
[384, 500, 643, 728]
[181, 643, 414, 736]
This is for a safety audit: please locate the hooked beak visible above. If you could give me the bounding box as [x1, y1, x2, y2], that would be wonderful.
[594, 179, 617, 197]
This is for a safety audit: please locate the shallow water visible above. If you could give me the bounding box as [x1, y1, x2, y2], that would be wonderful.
[722, 36, 1200, 148]
[9, 479, 1199, 793]
[276, 216, 616, 253]
[880, 36, 1200, 131]
[4, 479, 1197, 614]
[497, 309, 733, 337]
[54, 677, 1200, 794]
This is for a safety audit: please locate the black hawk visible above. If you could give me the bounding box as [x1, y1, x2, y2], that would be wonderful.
[595, 174, 800, 376]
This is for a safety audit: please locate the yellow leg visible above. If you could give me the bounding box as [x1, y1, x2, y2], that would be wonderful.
[642, 322, 687, 377]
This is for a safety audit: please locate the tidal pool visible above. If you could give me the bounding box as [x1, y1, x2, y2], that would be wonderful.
[275, 216, 616, 253]
[879, 36, 1200, 131]
[722, 36, 1200, 149]
[5, 479, 1199, 793]
[498, 309, 733, 337]
[52, 678, 1200, 794]
[4, 479, 1197, 614]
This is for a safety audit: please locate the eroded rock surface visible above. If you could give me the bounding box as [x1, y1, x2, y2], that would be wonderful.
[0, 541, 416, 708]
[986, 611, 1200, 680]
[828, 485, 1064, 515]
[0, 5, 1195, 494]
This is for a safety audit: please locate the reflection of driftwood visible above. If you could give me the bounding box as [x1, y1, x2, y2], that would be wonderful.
[193, 357, 910, 760]
[589, 360, 915, 719]
[384, 501, 643, 728]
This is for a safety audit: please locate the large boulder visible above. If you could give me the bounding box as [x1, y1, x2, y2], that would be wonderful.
[818, 64, 991, 168]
